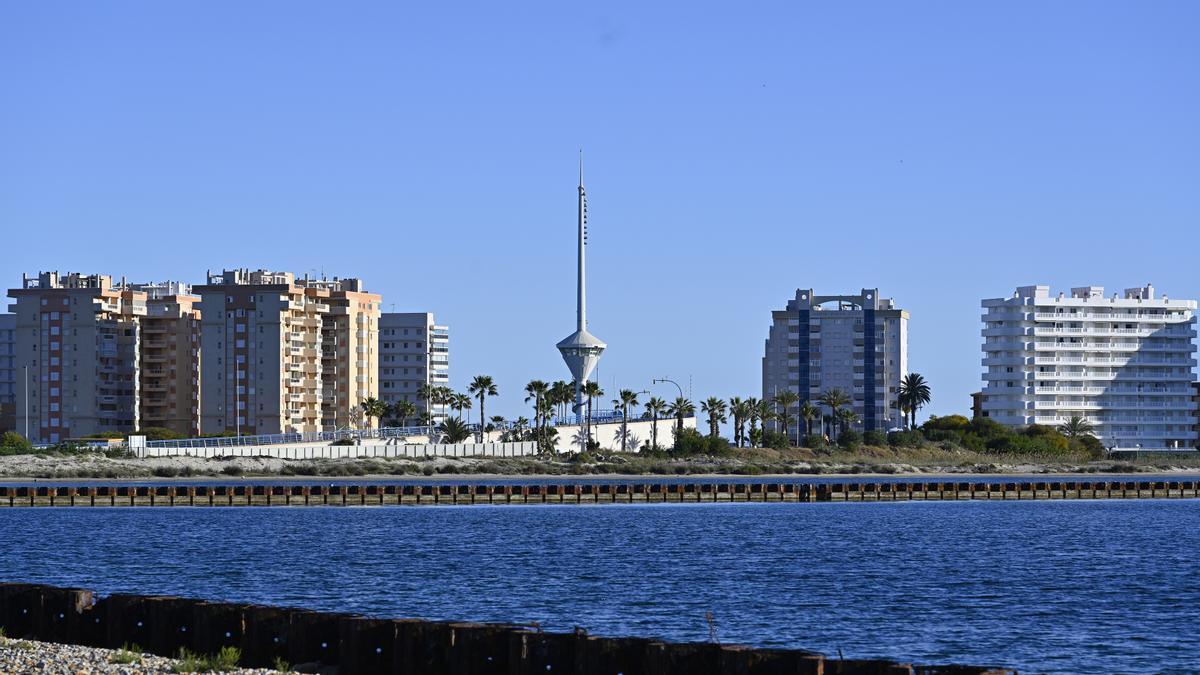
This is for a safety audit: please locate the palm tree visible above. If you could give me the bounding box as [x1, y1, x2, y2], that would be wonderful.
[525, 379, 549, 450]
[898, 373, 931, 430]
[799, 400, 819, 439]
[745, 397, 761, 447]
[836, 408, 859, 438]
[773, 390, 800, 445]
[752, 399, 775, 447]
[818, 389, 851, 437]
[612, 389, 640, 452]
[644, 396, 667, 450]
[361, 397, 388, 430]
[510, 416, 530, 442]
[451, 393, 472, 421]
[1059, 415, 1095, 438]
[416, 384, 435, 426]
[666, 396, 696, 440]
[437, 417, 472, 443]
[468, 375, 498, 442]
[550, 380, 573, 420]
[390, 400, 417, 427]
[582, 381, 603, 448]
[700, 397, 727, 438]
[728, 397, 744, 447]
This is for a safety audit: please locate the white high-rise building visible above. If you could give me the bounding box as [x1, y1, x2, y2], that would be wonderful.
[981, 284, 1198, 451]
[379, 313, 449, 423]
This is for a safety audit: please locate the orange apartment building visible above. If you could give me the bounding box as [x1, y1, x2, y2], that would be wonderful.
[194, 269, 379, 437]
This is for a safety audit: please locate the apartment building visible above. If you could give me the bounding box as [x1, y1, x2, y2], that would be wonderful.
[981, 284, 1198, 451]
[309, 278, 380, 430]
[0, 314, 15, 433]
[128, 282, 202, 437]
[195, 270, 380, 436]
[379, 313, 449, 423]
[7, 272, 145, 443]
[762, 288, 908, 434]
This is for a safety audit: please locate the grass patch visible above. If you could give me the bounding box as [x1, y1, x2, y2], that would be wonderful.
[109, 643, 143, 664]
[172, 646, 241, 673]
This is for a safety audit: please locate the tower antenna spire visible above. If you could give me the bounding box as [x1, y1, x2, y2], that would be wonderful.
[557, 152, 606, 453]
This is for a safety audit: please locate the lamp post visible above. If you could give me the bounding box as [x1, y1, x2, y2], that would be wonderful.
[652, 377, 683, 400]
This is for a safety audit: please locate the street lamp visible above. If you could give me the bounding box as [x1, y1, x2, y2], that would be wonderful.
[652, 377, 683, 400]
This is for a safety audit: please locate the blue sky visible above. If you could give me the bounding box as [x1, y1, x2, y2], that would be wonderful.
[2, 2, 1198, 424]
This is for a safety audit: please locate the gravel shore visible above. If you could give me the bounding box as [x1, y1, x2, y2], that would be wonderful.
[0, 636, 287, 674]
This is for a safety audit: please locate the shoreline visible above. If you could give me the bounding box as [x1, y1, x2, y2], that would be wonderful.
[3, 449, 1198, 483]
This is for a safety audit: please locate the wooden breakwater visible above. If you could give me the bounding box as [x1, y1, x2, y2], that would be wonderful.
[0, 583, 1012, 675]
[0, 479, 1197, 507]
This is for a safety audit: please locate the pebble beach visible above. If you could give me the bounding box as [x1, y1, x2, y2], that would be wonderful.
[0, 637, 287, 674]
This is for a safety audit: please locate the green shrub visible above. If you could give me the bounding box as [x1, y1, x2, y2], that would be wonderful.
[152, 466, 180, 478]
[671, 428, 729, 455]
[922, 414, 971, 431]
[0, 431, 33, 454]
[761, 430, 789, 450]
[801, 434, 826, 449]
[221, 464, 244, 476]
[837, 430, 862, 451]
[887, 430, 924, 448]
[138, 427, 184, 441]
[862, 430, 887, 447]
[1071, 434, 1105, 460]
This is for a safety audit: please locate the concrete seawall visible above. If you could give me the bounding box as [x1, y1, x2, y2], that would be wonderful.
[0, 582, 1014, 674]
[0, 480, 1196, 507]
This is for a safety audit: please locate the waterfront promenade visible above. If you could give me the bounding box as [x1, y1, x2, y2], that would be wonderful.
[1, 479, 1195, 507]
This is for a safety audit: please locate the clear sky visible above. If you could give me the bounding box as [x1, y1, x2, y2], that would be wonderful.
[2, 2, 1198, 425]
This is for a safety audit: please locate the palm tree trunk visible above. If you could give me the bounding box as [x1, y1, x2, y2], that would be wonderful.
[621, 406, 628, 452]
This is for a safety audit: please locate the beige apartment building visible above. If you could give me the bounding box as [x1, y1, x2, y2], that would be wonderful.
[129, 281, 202, 437]
[310, 278, 381, 429]
[194, 269, 379, 437]
[7, 272, 145, 443]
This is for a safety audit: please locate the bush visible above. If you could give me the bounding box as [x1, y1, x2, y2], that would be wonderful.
[331, 438, 356, 446]
[862, 430, 887, 447]
[220, 464, 244, 476]
[802, 434, 826, 449]
[138, 427, 184, 441]
[837, 430, 863, 451]
[887, 430, 924, 448]
[1071, 434, 1105, 460]
[0, 431, 33, 455]
[922, 415, 971, 432]
[761, 430, 790, 450]
[671, 428, 729, 455]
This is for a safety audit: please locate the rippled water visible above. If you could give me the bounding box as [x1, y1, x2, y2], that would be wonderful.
[1, 501, 1197, 673]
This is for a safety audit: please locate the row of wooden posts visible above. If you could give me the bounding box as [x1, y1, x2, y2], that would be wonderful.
[0, 583, 1013, 674]
[0, 480, 1196, 507]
